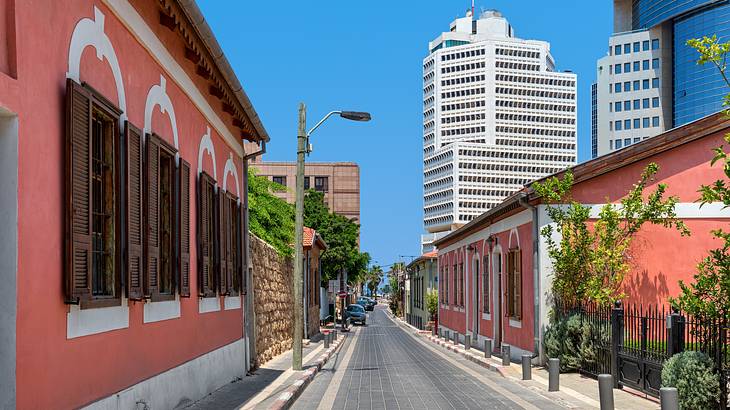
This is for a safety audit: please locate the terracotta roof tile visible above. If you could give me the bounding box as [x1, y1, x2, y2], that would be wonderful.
[303, 227, 314, 248]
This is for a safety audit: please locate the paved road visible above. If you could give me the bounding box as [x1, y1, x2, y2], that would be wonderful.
[293, 306, 563, 410]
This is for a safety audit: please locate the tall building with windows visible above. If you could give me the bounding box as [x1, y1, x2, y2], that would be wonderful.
[592, 0, 730, 158]
[421, 10, 577, 251]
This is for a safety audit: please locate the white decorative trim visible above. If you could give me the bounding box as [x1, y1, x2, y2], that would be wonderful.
[439, 209, 532, 253]
[508, 228, 520, 249]
[199, 296, 221, 314]
[482, 312, 491, 321]
[67, 301, 129, 339]
[100, 0, 244, 156]
[143, 296, 181, 323]
[224, 296, 241, 310]
[509, 319, 522, 329]
[144, 75, 179, 160]
[197, 127, 217, 181]
[539, 202, 730, 220]
[67, 6, 127, 132]
[221, 153, 240, 198]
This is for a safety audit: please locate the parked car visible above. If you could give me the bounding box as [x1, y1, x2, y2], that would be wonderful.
[345, 304, 367, 325]
[357, 297, 375, 311]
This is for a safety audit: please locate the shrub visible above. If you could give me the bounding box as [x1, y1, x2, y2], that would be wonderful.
[544, 312, 585, 371]
[661, 351, 720, 409]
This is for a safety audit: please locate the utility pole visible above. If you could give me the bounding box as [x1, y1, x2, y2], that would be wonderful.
[292, 103, 306, 371]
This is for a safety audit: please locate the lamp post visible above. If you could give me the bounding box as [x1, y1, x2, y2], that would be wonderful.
[292, 103, 370, 371]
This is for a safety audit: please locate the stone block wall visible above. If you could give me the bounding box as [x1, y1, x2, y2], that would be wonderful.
[251, 234, 293, 366]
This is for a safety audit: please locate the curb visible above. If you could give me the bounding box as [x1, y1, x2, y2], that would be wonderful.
[268, 333, 346, 410]
[423, 334, 512, 378]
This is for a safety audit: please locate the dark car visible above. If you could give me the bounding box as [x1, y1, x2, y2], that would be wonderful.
[357, 297, 375, 311]
[345, 304, 367, 325]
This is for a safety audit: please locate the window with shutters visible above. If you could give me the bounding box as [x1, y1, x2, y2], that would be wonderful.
[223, 191, 241, 296]
[198, 172, 217, 297]
[482, 255, 489, 313]
[506, 249, 522, 320]
[314, 176, 328, 192]
[64, 79, 123, 308]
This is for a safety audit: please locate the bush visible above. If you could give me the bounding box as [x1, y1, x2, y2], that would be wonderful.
[544, 311, 609, 372]
[661, 351, 720, 409]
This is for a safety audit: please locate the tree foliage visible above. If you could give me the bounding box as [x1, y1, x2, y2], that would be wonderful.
[672, 36, 730, 320]
[247, 167, 294, 256]
[303, 190, 370, 284]
[534, 164, 689, 306]
[425, 290, 438, 321]
[365, 265, 384, 297]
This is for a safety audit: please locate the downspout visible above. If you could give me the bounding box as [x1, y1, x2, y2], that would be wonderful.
[517, 192, 540, 363]
[242, 140, 266, 372]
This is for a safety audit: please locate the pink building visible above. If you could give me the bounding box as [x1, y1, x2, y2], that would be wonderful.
[435, 113, 730, 363]
[0, 0, 269, 408]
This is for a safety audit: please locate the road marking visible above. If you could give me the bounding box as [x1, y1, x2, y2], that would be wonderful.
[386, 313, 543, 410]
[239, 343, 326, 410]
[317, 326, 361, 410]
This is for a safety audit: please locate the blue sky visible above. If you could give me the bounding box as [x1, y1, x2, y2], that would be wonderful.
[197, 0, 613, 270]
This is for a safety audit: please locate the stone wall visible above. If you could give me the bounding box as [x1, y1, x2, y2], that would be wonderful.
[251, 234, 293, 366]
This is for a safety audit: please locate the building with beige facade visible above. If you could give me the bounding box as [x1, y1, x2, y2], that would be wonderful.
[252, 161, 360, 223]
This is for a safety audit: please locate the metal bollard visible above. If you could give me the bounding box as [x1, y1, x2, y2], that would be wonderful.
[660, 387, 679, 410]
[598, 374, 614, 410]
[484, 338, 492, 358]
[548, 358, 560, 392]
[454, 333, 459, 345]
[324, 332, 330, 348]
[465, 334, 471, 350]
[501, 344, 511, 366]
[522, 354, 532, 380]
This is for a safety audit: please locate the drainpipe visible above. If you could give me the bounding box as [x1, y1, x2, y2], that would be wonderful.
[242, 140, 266, 373]
[517, 192, 541, 363]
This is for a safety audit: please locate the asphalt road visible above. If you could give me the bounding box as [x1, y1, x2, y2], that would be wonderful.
[293, 306, 563, 410]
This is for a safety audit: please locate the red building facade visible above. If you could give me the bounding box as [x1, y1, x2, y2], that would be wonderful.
[0, 0, 268, 408]
[435, 114, 730, 362]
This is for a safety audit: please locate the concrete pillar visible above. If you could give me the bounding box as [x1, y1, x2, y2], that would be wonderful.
[548, 358, 560, 392]
[598, 374, 614, 410]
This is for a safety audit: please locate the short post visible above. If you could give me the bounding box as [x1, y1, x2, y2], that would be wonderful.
[548, 358, 560, 392]
[659, 387, 679, 410]
[454, 333, 459, 345]
[484, 338, 492, 358]
[324, 332, 330, 348]
[598, 374, 614, 410]
[501, 344, 511, 366]
[464, 334, 471, 350]
[521, 354, 532, 380]
[610, 301, 624, 388]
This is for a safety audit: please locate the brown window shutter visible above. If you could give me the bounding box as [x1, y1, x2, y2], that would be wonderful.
[197, 173, 216, 297]
[178, 158, 191, 297]
[238, 204, 245, 295]
[65, 79, 93, 303]
[145, 133, 161, 297]
[514, 249, 522, 320]
[226, 193, 237, 295]
[218, 189, 228, 295]
[506, 252, 513, 317]
[125, 121, 144, 300]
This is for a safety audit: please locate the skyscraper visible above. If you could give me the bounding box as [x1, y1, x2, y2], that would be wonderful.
[592, 0, 730, 158]
[421, 10, 577, 252]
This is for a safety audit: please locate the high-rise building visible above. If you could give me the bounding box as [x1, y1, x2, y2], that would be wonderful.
[421, 10, 577, 251]
[592, 0, 730, 158]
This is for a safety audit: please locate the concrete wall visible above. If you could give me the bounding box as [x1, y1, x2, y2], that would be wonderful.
[0, 110, 17, 410]
[251, 235, 293, 365]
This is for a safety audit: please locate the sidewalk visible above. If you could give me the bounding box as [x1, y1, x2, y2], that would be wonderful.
[183, 330, 346, 410]
[388, 310, 659, 410]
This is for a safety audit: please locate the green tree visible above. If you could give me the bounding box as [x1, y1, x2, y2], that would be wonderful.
[672, 36, 730, 320]
[533, 164, 689, 306]
[425, 290, 438, 321]
[303, 190, 370, 283]
[247, 168, 294, 256]
[366, 265, 384, 297]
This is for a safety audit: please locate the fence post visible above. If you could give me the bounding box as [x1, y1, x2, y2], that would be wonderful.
[610, 300, 624, 389]
[719, 322, 727, 410]
[667, 308, 685, 357]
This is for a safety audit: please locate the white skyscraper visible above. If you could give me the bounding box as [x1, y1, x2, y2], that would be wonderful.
[421, 10, 577, 251]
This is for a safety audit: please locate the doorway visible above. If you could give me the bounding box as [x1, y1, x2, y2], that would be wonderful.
[492, 249, 503, 349]
[472, 257, 479, 336]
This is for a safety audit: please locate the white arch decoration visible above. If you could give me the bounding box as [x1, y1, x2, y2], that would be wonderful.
[508, 228, 520, 249]
[144, 75, 179, 158]
[197, 126, 217, 181]
[66, 6, 127, 132]
[222, 152, 241, 199]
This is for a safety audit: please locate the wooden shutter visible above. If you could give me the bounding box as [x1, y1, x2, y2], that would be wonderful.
[506, 252, 513, 317]
[513, 249, 522, 320]
[125, 121, 144, 300]
[178, 158, 191, 297]
[238, 204, 245, 295]
[145, 134, 161, 297]
[197, 173, 214, 297]
[217, 189, 228, 295]
[225, 193, 236, 295]
[65, 79, 93, 303]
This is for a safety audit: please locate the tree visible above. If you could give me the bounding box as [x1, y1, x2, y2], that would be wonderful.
[366, 265, 384, 297]
[672, 36, 730, 320]
[303, 190, 370, 284]
[425, 290, 438, 321]
[533, 164, 689, 306]
[248, 168, 294, 256]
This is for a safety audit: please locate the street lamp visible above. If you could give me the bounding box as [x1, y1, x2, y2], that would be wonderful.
[292, 103, 371, 371]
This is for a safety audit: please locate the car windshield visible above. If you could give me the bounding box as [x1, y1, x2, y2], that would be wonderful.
[348, 305, 364, 312]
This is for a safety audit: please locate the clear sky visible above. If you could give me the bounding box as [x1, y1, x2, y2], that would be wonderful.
[197, 0, 613, 270]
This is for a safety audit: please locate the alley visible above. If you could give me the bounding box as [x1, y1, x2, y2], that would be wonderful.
[293, 306, 563, 410]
